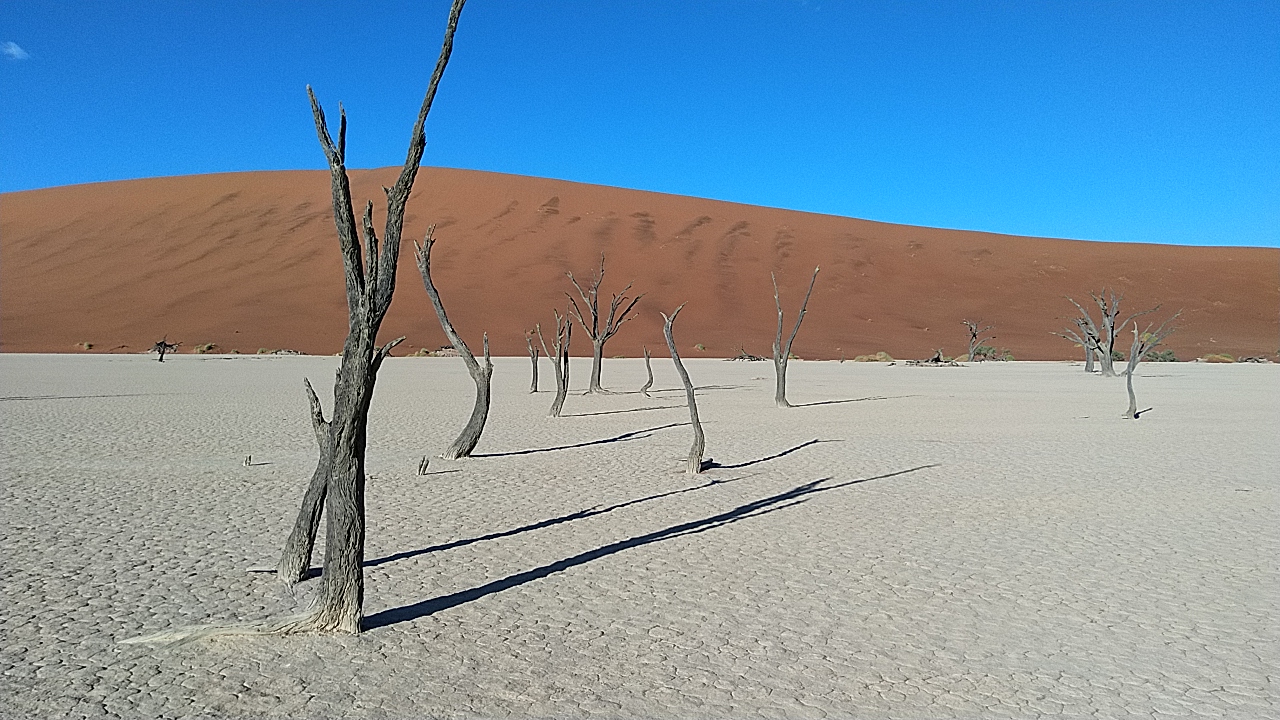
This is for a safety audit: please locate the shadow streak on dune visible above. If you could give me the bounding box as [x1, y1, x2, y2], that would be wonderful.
[470, 422, 685, 458]
[364, 464, 940, 630]
[364, 474, 752, 571]
[789, 394, 919, 408]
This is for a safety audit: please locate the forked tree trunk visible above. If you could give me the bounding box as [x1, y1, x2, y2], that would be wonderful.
[1120, 311, 1179, 420]
[662, 305, 704, 474]
[416, 231, 493, 459]
[277, 378, 331, 584]
[537, 312, 571, 417]
[526, 333, 539, 393]
[771, 267, 819, 408]
[640, 346, 653, 396]
[566, 255, 643, 394]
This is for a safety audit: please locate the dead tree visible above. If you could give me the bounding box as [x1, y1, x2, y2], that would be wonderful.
[566, 255, 643, 394]
[962, 319, 994, 362]
[525, 330, 539, 393]
[771, 267, 819, 407]
[415, 228, 493, 459]
[1122, 312, 1180, 419]
[662, 304, 704, 474]
[640, 346, 654, 397]
[1053, 316, 1101, 373]
[536, 311, 572, 417]
[276, 378, 330, 584]
[1071, 290, 1155, 377]
[121, 0, 465, 645]
[151, 337, 179, 362]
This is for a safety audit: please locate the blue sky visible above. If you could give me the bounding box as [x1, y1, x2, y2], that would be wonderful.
[3, 1, 1277, 247]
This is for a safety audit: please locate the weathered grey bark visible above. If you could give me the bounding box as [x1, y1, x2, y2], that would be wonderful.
[152, 338, 179, 362]
[1053, 317, 1100, 373]
[276, 378, 331, 584]
[415, 229, 493, 459]
[566, 255, 643, 394]
[662, 304, 704, 474]
[1072, 290, 1156, 378]
[537, 311, 572, 417]
[1121, 311, 1179, 419]
[963, 319, 994, 362]
[640, 346, 654, 397]
[771, 267, 819, 407]
[526, 331, 539, 393]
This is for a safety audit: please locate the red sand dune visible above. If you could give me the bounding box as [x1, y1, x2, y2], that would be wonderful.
[2, 168, 1276, 361]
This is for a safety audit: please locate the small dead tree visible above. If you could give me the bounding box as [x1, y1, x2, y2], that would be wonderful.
[639, 346, 654, 397]
[525, 330, 539, 393]
[566, 255, 643, 394]
[1053, 316, 1101, 373]
[1122, 311, 1180, 419]
[276, 378, 330, 584]
[415, 229, 493, 459]
[662, 304, 704, 474]
[537, 310, 572, 417]
[151, 337, 179, 362]
[771, 267, 819, 407]
[962, 319, 995, 362]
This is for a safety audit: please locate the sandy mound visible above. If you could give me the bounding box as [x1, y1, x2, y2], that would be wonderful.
[2, 168, 1275, 360]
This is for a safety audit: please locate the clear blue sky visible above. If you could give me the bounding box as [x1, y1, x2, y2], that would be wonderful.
[3, 1, 1277, 247]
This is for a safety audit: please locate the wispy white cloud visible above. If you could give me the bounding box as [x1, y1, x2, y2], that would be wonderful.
[4, 41, 30, 60]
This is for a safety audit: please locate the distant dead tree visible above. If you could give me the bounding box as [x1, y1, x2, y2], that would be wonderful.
[1069, 290, 1155, 377]
[151, 337, 179, 362]
[662, 304, 704, 474]
[1053, 316, 1102, 373]
[525, 330, 539, 393]
[276, 378, 330, 584]
[962, 319, 994, 362]
[537, 310, 572, 417]
[1122, 311, 1180, 419]
[415, 227, 492, 459]
[566, 255, 643, 394]
[771, 267, 819, 407]
[639, 346, 654, 397]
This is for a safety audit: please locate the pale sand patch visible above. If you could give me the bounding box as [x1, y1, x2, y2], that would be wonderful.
[2, 354, 1276, 718]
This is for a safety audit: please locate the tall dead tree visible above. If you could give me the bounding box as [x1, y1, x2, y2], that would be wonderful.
[639, 346, 654, 397]
[1053, 316, 1101, 373]
[662, 304, 704, 474]
[537, 311, 572, 417]
[416, 228, 492, 459]
[276, 379, 330, 584]
[525, 330, 539, 393]
[771, 267, 819, 407]
[151, 337, 179, 362]
[1070, 290, 1155, 377]
[1122, 311, 1179, 419]
[962, 319, 994, 362]
[121, 0, 465, 645]
[567, 255, 643, 394]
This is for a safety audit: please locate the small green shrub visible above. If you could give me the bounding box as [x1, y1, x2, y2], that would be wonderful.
[194, 343, 218, 354]
[1146, 349, 1177, 362]
[1111, 349, 1126, 362]
[1201, 353, 1235, 363]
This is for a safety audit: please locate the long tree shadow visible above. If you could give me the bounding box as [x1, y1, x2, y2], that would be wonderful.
[563, 405, 684, 418]
[789, 395, 919, 408]
[471, 423, 685, 458]
[0, 393, 177, 402]
[364, 474, 754, 570]
[364, 464, 940, 630]
[704, 438, 841, 470]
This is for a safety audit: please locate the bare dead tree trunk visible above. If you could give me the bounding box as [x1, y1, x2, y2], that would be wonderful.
[771, 267, 819, 408]
[152, 337, 179, 362]
[1075, 290, 1156, 378]
[640, 346, 654, 397]
[415, 229, 493, 459]
[525, 331, 539, 393]
[662, 304, 704, 474]
[566, 255, 643, 394]
[962, 319, 994, 362]
[277, 378, 331, 584]
[1121, 311, 1179, 419]
[1053, 317, 1100, 373]
[537, 311, 572, 417]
